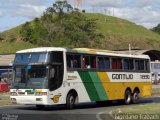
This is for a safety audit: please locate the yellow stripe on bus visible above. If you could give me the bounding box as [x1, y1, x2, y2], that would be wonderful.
[97, 72, 114, 100]
[97, 72, 152, 100]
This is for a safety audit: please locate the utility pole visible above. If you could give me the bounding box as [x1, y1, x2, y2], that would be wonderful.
[74, 0, 82, 9]
[113, 8, 114, 16]
[129, 44, 132, 55]
[104, 8, 107, 22]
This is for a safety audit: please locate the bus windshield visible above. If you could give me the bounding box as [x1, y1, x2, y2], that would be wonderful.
[11, 65, 48, 89]
[14, 52, 49, 64]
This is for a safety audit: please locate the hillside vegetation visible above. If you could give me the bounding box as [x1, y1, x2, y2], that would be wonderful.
[0, 1, 160, 54]
[151, 24, 160, 35]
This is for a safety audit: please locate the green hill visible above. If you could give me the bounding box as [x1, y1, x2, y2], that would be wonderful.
[86, 13, 160, 50]
[0, 13, 160, 54]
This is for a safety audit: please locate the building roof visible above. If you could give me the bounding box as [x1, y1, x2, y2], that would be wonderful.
[0, 54, 15, 66]
[116, 49, 160, 61]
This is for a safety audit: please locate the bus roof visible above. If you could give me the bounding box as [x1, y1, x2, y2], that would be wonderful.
[16, 47, 150, 59]
[71, 48, 150, 59]
[16, 47, 69, 53]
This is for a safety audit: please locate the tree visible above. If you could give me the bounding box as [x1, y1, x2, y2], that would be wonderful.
[46, 0, 73, 15]
[0, 34, 4, 42]
[151, 24, 160, 34]
[19, 0, 104, 48]
[20, 22, 32, 42]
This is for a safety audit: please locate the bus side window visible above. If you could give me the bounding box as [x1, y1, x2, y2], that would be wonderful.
[135, 60, 145, 71]
[104, 57, 110, 69]
[67, 54, 81, 69]
[112, 58, 122, 70]
[129, 59, 134, 70]
[139, 60, 145, 70]
[90, 56, 96, 68]
[135, 60, 140, 70]
[124, 59, 129, 70]
[98, 57, 104, 69]
[67, 55, 72, 68]
[124, 59, 134, 70]
[83, 56, 90, 68]
[145, 60, 149, 71]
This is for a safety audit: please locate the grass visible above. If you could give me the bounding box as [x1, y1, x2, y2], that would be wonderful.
[87, 13, 160, 39]
[110, 85, 160, 120]
[0, 41, 37, 54]
[86, 13, 160, 50]
[0, 92, 11, 106]
[112, 103, 160, 114]
[111, 103, 160, 120]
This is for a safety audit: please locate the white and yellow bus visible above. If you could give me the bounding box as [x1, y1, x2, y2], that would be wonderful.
[10, 47, 152, 109]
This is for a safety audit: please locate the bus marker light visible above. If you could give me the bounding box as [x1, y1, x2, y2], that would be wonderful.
[53, 95, 61, 103]
[35, 92, 48, 96]
[35, 90, 43, 92]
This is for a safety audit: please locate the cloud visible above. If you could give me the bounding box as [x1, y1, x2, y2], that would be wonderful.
[131, 0, 160, 8]
[10, 4, 46, 18]
[0, 0, 51, 31]
[113, 6, 160, 28]
[86, 0, 128, 8]
[0, 0, 49, 19]
[0, 11, 3, 17]
[82, 0, 160, 28]
[0, 0, 49, 6]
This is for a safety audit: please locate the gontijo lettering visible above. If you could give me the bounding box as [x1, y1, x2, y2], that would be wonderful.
[112, 74, 133, 80]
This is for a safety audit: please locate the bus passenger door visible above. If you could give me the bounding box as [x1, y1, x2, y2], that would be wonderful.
[49, 51, 64, 91]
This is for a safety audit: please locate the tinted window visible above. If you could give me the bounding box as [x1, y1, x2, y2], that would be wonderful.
[15, 53, 48, 63]
[104, 57, 110, 69]
[82, 56, 96, 69]
[98, 57, 110, 70]
[82, 56, 90, 68]
[50, 52, 63, 64]
[98, 57, 104, 69]
[124, 59, 134, 70]
[112, 58, 122, 69]
[90, 56, 96, 68]
[67, 54, 81, 68]
[135, 60, 144, 70]
[145, 60, 150, 71]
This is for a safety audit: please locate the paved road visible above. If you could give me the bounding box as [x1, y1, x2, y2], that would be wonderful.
[0, 97, 160, 120]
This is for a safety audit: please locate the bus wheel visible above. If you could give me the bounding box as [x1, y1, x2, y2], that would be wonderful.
[66, 93, 77, 109]
[124, 90, 132, 105]
[36, 105, 45, 109]
[132, 91, 139, 104]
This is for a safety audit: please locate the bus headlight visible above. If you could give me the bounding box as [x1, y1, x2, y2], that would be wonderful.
[10, 92, 17, 96]
[11, 98, 17, 104]
[35, 92, 48, 96]
[36, 98, 43, 101]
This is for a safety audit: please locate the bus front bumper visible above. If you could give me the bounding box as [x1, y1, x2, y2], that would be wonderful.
[10, 96, 49, 105]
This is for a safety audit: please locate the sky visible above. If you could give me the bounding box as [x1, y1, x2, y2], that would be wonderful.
[0, 0, 160, 32]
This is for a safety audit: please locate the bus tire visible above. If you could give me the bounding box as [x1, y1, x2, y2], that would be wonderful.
[124, 90, 132, 105]
[66, 93, 76, 109]
[132, 91, 139, 104]
[36, 105, 45, 109]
